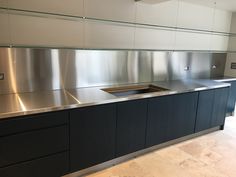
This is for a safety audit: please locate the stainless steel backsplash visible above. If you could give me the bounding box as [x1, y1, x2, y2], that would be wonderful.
[0, 48, 226, 94]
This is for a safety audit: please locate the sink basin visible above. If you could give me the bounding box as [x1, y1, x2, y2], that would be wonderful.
[102, 84, 169, 97]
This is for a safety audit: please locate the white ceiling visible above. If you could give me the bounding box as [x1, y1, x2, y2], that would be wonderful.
[182, 0, 236, 12]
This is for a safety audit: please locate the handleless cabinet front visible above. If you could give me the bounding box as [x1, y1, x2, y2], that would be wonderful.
[0, 111, 69, 177]
[211, 87, 229, 127]
[146, 95, 172, 148]
[195, 90, 215, 132]
[169, 92, 198, 140]
[146, 92, 198, 147]
[70, 104, 116, 172]
[116, 99, 148, 157]
[225, 81, 236, 114]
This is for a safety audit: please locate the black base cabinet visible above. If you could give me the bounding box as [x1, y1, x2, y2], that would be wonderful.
[116, 99, 148, 157]
[146, 92, 198, 148]
[70, 104, 116, 172]
[211, 87, 230, 127]
[195, 87, 229, 132]
[195, 90, 214, 132]
[0, 152, 69, 177]
[146, 95, 172, 147]
[0, 111, 69, 177]
[168, 92, 198, 140]
[224, 81, 236, 114]
[0, 87, 230, 176]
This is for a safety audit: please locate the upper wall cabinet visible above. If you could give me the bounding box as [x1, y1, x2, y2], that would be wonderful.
[7, 0, 84, 16]
[135, 27, 175, 50]
[227, 13, 236, 51]
[0, 10, 10, 45]
[175, 31, 211, 50]
[9, 14, 84, 47]
[85, 21, 134, 49]
[85, 0, 136, 22]
[213, 9, 232, 33]
[228, 36, 236, 51]
[210, 35, 229, 51]
[136, 0, 178, 27]
[177, 1, 214, 31]
[229, 13, 236, 33]
[210, 9, 231, 51]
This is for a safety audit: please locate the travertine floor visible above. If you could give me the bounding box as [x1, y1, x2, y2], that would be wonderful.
[70, 116, 236, 177]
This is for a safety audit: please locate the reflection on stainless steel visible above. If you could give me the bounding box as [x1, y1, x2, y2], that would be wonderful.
[0, 48, 227, 95]
[0, 47, 230, 120]
[0, 79, 230, 120]
[211, 53, 227, 77]
[213, 76, 236, 82]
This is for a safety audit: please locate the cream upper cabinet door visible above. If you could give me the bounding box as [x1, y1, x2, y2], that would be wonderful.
[0, 10, 10, 45]
[213, 9, 232, 33]
[210, 9, 232, 51]
[135, 27, 175, 50]
[228, 36, 236, 51]
[7, 0, 84, 16]
[175, 31, 211, 50]
[85, 21, 134, 49]
[177, 1, 214, 31]
[210, 35, 229, 51]
[227, 13, 236, 51]
[136, 0, 178, 27]
[85, 0, 136, 22]
[10, 14, 84, 47]
[230, 13, 236, 33]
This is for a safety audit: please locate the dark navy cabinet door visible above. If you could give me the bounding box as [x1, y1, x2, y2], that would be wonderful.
[211, 87, 229, 127]
[146, 95, 172, 148]
[168, 92, 198, 140]
[195, 90, 215, 132]
[70, 104, 116, 172]
[225, 81, 236, 114]
[146, 92, 198, 147]
[0, 111, 69, 177]
[0, 152, 69, 177]
[116, 99, 148, 157]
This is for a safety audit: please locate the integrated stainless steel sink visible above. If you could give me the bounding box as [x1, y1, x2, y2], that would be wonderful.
[102, 84, 169, 97]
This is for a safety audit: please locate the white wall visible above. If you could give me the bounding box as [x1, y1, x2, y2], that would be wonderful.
[0, 0, 233, 51]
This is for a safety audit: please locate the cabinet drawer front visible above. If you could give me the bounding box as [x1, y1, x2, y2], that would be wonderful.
[0, 111, 68, 137]
[0, 152, 69, 177]
[0, 125, 68, 167]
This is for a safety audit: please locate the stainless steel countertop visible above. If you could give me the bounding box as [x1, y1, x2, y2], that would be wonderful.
[0, 79, 231, 120]
[213, 76, 236, 82]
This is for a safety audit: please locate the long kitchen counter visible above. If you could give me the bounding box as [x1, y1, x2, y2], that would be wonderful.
[0, 79, 231, 120]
